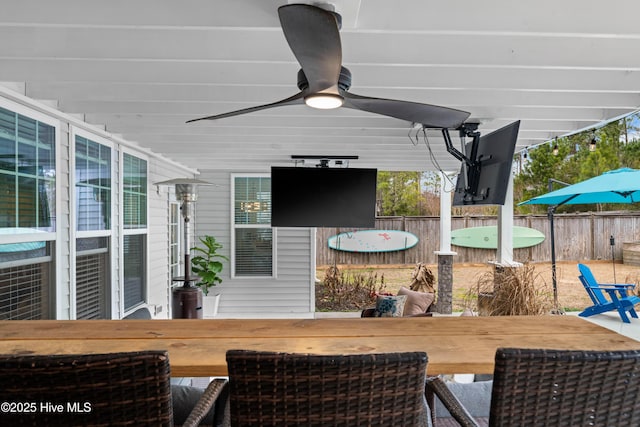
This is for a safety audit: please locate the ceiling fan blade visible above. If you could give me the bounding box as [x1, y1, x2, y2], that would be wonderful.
[342, 91, 471, 129]
[186, 92, 305, 123]
[278, 4, 342, 93]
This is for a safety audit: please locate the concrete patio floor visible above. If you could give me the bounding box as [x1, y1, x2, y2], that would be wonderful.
[571, 311, 640, 342]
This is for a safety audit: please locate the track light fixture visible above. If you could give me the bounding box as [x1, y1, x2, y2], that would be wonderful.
[290, 155, 358, 168]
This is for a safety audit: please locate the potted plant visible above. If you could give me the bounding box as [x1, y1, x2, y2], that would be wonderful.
[191, 235, 229, 316]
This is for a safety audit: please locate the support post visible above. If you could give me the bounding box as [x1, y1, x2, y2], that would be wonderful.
[434, 171, 456, 314]
[434, 254, 454, 314]
[496, 173, 519, 266]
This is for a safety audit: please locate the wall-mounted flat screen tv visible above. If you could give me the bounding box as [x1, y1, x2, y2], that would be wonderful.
[453, 120, 520, 206]
[271, 166, 377, 228]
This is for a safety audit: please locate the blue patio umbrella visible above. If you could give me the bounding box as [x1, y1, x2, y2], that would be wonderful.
[520, 168, 640, 206]
[519, 167, 640, 307]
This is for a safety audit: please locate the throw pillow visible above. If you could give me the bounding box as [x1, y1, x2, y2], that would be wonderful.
[398, 287, 435, 316]
[374, 294, 407, 317]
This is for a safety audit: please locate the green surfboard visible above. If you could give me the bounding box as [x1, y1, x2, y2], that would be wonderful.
[451, 226, 545, 249]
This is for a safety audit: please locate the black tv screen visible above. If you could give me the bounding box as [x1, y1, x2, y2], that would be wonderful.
[453, 120, 520, 206]
[271, 167, 377, 228]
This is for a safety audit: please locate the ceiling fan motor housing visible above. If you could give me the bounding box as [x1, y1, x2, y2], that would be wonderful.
[297, 66, 352, 91]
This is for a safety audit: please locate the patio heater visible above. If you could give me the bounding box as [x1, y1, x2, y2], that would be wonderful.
[155, 178, 213, 319]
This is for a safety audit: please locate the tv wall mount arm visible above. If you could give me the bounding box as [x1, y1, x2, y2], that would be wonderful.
[442, 123, 490, 200]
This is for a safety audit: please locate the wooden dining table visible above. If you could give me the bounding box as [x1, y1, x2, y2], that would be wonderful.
[0, 316, 637, 377]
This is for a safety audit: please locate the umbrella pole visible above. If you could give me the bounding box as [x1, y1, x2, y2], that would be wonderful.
[545, 178, 571, 313]
[548, 205, 558, 308]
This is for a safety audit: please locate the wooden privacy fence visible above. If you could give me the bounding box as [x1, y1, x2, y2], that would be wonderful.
[316, 211, 640, 266]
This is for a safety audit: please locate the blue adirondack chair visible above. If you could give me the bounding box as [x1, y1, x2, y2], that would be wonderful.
[577, 263, 640, 323]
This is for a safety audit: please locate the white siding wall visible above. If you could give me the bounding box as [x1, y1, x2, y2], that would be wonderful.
[196, 170, 315, 318]
[0, 87, 196, 319]
[0, 87, 315, 320]
[110, 150, 121, 318]
[147, 162, 197, 318]
[56, 123, 72, 318]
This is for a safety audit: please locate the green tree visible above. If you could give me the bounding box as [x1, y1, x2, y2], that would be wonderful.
[376, 171, 423, 216]
[515, 139, 571, 214]
[514, 112, 640, 214]
[621, 139, 640, 169]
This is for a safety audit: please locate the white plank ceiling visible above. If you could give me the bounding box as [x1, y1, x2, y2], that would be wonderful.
[1, 0, 639, 172]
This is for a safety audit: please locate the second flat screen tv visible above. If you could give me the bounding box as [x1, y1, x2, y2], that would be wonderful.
[453, 120, 520, 206]
[271, 167, 377, 228]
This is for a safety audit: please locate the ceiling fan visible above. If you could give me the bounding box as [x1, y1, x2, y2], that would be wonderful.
[187, 3, 470, 129]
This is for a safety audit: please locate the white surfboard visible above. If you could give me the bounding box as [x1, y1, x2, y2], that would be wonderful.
[328, 230, 419, 253]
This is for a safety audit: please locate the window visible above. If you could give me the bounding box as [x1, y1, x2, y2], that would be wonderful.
[0, 105, 56, 319]
[123, 234, 145, 310]
[0, 260, 52, 320]
[169, 202, 181, 280]
[123, 154, 147, 229]
[75, 135, 111, 231]
[75, 237, 109, 319]
[73, 132, 112, 319]
[232, 175, 273, 277]
[122, 153, 147, 310]
[0, 106, 56, 230]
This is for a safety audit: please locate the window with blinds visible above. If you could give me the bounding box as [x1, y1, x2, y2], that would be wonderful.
[75, 135, 111, 231]
[232, 176, 273, 277]
[123, 234, 145, 310]
[0, 105, 55, 320]
[75, 237, 109, 319]
[122, 152, 147, 310]
[123, 153, 147, 229]
[74, 134, 112, 319]
[0, 259, 51, 320]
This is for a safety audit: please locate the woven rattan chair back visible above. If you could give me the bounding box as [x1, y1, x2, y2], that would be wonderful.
[226, 350, 429, 427]
[489, 348, 640, 427]
[0, 350, 173, 426]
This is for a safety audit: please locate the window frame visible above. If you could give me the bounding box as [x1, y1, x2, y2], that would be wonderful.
[168, 200, 181, 283]
[0, 97, 60, 319]
[69, 126, 115, 319]
[119, 148, 149, 315]
[230, 173, 276, 279]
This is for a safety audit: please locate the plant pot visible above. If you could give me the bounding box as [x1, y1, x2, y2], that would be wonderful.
[202, 293, 221, 317]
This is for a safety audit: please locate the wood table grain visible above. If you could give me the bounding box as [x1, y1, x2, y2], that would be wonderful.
[0, 316, 637, 377]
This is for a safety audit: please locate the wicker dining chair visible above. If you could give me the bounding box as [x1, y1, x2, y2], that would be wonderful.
[425, 347, 640, 427]
[226, 349, 430, 427]
[0, 350, 227, 427]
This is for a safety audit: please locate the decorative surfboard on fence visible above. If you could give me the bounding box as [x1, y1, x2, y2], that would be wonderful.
[328, 230, 419, 253]
[451, 226, 545, 249]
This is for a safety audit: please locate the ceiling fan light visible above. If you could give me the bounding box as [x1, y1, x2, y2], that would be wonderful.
[304, 93, 344, 109]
